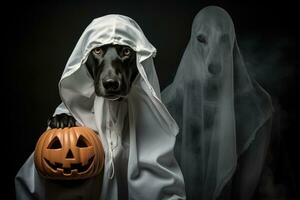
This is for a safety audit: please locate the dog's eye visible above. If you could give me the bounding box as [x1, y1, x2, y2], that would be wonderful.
[122, 48, 132, 57]
[93, 47, 103, 55]
[197, 34, 207, 44]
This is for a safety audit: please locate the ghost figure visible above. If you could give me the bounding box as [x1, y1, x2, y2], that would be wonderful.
[162, 6, 273, 200]
[15, 15, 186, 200]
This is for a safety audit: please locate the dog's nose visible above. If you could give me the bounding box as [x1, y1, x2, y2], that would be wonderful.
[102, 79, 120, 91]
[208, 63, 221, 75]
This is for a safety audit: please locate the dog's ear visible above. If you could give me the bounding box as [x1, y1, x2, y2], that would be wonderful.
[86, 53, 96, 79]
[129, 53, 138, 85]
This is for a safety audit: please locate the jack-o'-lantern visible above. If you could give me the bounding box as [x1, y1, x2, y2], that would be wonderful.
[34, 127, 104, 180]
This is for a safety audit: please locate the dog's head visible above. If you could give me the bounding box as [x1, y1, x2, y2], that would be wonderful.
[85, 44, 138, 100]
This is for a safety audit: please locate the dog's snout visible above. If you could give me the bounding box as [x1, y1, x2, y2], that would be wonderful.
[208, 63, 221, 75]
[102, 79, 120, 91]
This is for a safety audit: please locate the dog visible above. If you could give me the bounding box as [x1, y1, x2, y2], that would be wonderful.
[48, 44, 138, 128]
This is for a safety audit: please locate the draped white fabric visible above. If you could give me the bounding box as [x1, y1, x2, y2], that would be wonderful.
[162, 6, 273, 200]
[16, 14, 186, 200]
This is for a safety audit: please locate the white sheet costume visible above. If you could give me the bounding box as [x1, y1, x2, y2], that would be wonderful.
[15, 14, 186, 200]
[162, 6, 273, 200]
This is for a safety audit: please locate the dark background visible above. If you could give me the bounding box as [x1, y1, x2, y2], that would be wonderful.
[4, 0, 299, 198]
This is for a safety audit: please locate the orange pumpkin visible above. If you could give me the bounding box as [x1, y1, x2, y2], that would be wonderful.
[34, 127, 104, 180]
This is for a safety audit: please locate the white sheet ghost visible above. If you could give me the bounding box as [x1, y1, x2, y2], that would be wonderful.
[162, 6, 273, 200]
[15, 14, 186, 200]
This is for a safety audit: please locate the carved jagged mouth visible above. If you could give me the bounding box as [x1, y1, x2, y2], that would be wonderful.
[45, 156, 94, 175]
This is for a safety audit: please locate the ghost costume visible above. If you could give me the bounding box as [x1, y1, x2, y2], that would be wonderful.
[162, 6, 273, 200]
[15, 15, 186, 200]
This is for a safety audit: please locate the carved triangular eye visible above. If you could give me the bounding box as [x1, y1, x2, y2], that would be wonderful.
[76, 135, 90, 148]
[47, 136, 62, 149]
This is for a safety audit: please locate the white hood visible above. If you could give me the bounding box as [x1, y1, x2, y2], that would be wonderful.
[15, 14, 186, 200]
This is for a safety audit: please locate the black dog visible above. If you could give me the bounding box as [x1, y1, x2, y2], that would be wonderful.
[48, 44, 138, 128]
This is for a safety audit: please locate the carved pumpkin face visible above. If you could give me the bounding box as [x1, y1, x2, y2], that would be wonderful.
[34, 127, 104, 180]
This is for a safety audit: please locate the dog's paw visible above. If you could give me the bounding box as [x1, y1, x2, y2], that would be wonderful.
[47, 113, 77, 128]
